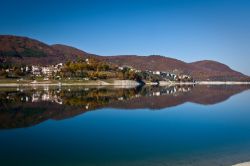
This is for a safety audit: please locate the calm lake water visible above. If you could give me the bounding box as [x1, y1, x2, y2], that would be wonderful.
[0, 85, 250, 166]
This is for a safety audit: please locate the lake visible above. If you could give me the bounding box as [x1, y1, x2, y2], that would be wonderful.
[0, 85, 250, 166]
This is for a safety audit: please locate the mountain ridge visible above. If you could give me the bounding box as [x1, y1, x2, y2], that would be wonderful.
[0, 35, 249, 81]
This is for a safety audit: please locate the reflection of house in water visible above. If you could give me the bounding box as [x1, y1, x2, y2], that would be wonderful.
[1, 85, 250, 130]
[85, 104, 89, 110]
[41, 93, 63, 105]
[118, 97, 124, 101]
[21, 96, 29, 102]
[42, 94, 50, 101]
[178, 87, 192, 92]
[153, 92, 161, 96]
[84, 88, 89, 91]
[43, 86, 49, 91]
[32, 92, 40, 102]
[148, 86, 193, 97]
[30, 90, 62, 104]
[3, 86, 194, 114]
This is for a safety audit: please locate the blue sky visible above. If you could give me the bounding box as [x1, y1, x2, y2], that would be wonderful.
[1, 0, 250, 75]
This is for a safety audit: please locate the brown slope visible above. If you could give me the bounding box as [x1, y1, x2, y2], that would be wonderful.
[0, 36, 95, 65]
[191, 60, 233, 72]
[189, 60, 249, 81]
[0, 35, 64, 65]
[51, 44, 98, 61]
[0, 35, 55, 57]
[101, 55, 194, 73]
[101, 55, 249, 81]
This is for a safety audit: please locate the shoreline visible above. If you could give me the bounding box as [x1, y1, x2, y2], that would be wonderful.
[196, 81, 250, 85]
[159, 81, 250, 86]
[0, 80, 140, 87]
[0, 80, 250, 87]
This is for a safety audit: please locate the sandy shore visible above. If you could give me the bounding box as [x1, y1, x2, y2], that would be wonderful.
[233, 161, 250, 166]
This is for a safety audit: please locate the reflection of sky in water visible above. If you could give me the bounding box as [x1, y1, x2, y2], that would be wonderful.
[0, 89, 250, 166]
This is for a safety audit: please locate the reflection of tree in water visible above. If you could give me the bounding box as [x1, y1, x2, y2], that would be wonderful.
[0, 87, 141, 129]
[61, 88, 139, 110]
[0, 87, 137, 108]
[0, 85, 194, 110]
[0, 85, 249, 129]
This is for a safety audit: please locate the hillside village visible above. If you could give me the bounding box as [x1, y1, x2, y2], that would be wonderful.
[0, 57, 194, 84]
[0, 35, 250, 82]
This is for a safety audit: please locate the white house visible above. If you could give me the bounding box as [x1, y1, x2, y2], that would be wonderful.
[32, 66, 41, 76]
[153, 71, 161, 75]
[42, 67, 53, 76]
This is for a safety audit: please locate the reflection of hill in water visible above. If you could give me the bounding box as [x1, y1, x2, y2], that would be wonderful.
[0, 85, 249, 129]
[109, 85, 250, 109]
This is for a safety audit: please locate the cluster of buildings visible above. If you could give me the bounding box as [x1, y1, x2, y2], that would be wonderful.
[30, 63, 63, 78]
[4, 63, 63, 79]
[117, 65, 192, 82]
[151, 71, 177, 80]
[117, 65, 194, 82]
[150, 70, 193, 82]
[118, 66, 141, 73]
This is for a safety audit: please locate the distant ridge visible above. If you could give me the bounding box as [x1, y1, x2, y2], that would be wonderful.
[0, 35, 249, 81]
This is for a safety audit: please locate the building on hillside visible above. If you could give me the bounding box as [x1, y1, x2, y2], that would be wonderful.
[85, 59, 89, 64]
[135, 69, 141, 73]
[153, 71, 161, 75]
[32, 66, 41, 76]
[54, 63, 63, 71]
[25, 66, 30, 72]
[41, 67, 53, 77]
[118, 66, 124, 70]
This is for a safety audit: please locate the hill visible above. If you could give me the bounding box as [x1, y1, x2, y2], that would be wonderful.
[51, 44, 97, 60]
[101, 55, 248, 81]
[0, 35, 64, 65]
[0, 35, 249, 81]
[101, 55, 192, 72]
[0, 35, 93, 65]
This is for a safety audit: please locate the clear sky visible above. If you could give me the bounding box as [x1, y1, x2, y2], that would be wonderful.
[1, 0, 250, 75]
